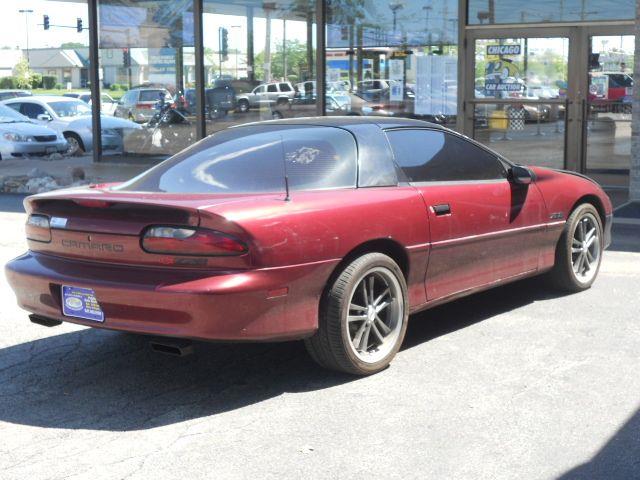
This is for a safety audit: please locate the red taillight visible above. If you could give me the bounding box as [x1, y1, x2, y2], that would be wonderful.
[26, 214, 51, 242]
[73, 199, 112, 208]
[136, 103, 153, 109]
[141, 226, 247, 256]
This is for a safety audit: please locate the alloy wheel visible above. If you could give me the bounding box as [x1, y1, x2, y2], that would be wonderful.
[346, 267, 404, 364]
[65, 136, 80, 156]
[571, 213, 601, 283]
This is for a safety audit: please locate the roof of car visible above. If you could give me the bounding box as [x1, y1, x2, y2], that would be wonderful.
[2, 95, 82, 103]
[234, 116, 444, 130]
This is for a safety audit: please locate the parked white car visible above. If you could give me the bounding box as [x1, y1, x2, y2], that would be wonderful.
[0, 104, 67, 160]
[1, 96, 141, 156]
[63, 91, 119, 116]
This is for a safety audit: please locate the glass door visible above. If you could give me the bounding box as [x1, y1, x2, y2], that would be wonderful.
[464, 29, 575, 169]
[584, 32, 634, 206]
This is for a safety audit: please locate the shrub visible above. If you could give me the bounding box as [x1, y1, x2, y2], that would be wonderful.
[30, 72, 42, 89]
[54, 83, 63, 90]
[0, 76, 16, 89]
[42, 75, 57, 89]
[109, 83, 121, 91]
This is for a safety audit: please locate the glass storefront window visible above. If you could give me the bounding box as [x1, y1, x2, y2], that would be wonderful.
[468, 0, 635, 25]
[96, 0, 198, 161]
[586, 35, 634, 205]
[471, 37, 568, 168]
[203, 1, 317, 136]
[326, 0, 459, 128]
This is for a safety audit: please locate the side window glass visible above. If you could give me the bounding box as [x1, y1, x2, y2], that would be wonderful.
[267, 84, 278, 93]
[6, 103, 22, 113]
[22, 103, 46, 119]
[279, 83, 292, 92]
[386, 129, 447, 182]
[386, 129, 505, 182]
[444, 134, 506, 180]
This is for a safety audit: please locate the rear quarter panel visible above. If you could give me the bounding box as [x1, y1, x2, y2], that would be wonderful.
[201, 187, 430, 307]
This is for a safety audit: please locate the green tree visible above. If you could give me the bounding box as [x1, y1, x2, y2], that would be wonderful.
[13, 58, 31, 89]
[254, 39, 312, 81]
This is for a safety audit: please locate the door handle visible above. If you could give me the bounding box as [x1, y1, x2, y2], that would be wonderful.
[431, 204, 451, 216]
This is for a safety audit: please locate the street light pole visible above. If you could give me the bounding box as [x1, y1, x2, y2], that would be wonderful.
[18, 9, 34, 69]
[230, 25, 241, 79]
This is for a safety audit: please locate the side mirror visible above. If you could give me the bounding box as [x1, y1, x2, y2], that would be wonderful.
[509, 165, 533, 185]
[36, 113, 52, 122]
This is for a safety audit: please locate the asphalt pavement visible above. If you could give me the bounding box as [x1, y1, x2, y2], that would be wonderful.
[0, 204, 639, 480]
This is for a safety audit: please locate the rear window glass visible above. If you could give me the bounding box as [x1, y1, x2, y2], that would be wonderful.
[116, 126, 358, 194]
[139, 90, 167, 102]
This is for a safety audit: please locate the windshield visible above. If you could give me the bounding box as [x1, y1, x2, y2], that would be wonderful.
[0, 105, 29, 123]
[116, 125, 358, 194]
[48, 100, 91, 118]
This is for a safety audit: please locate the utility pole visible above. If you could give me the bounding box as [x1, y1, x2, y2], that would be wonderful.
[282, 19, 287, 80]
[18, 9, 33, 69]
[263, 2, 276, 83]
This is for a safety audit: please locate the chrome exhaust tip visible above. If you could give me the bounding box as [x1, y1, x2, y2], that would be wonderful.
[149, 338, 194, 357]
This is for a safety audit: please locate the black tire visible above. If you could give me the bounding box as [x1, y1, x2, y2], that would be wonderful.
[305, 253, 409, 375]
[549, 203, 604, 292]
[63, 132, 85, 156]
[237, 100, 249, 113]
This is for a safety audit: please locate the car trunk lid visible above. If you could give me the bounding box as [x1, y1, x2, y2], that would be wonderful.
[25, 188, 265, 269]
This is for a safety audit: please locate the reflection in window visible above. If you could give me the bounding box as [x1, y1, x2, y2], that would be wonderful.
[97, 0, 198, 159]
[468, 0, 634, 24]
[203, 0, 317, 135]
[326, 0, 458, 127]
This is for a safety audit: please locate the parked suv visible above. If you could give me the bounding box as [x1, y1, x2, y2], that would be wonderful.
[184, 84, 236, 119]
[235, 82, 296, 113]
[114, 88, 173, 122]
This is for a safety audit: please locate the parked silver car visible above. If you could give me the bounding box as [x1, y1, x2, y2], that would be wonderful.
[0, 104, 67, 160]
[63, 91, 119, 116]
[235, 82, 296, 113]
[114, 88, 173, 122]
[2, 96, 141, 156]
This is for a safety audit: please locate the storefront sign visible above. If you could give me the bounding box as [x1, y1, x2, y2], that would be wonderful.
[487, 45, 521, 56]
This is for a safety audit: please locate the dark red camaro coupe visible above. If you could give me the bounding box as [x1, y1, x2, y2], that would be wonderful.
[6, 117, 612, 374]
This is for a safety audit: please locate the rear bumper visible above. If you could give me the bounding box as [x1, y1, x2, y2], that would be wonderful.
[5, 251, 339, 341]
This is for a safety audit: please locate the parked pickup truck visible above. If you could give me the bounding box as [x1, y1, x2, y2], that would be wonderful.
[235, 82, 296, 113]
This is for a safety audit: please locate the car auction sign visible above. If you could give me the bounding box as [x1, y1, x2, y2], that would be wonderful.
[486, 45, 522, 56]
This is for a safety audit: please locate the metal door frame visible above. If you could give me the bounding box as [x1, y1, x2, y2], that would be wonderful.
[578, 24, 634, 174]
[460, 22, 633, 172]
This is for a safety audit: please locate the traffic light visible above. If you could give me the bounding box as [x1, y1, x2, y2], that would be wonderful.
[220, 27, 228, 61]
[43, 15, 50, 30]
[122, 48, 131, 67]
[76, 18, 83, 32]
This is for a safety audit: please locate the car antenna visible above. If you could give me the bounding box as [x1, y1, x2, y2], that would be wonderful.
[280, 136, 291, 202]
[284, 175, 291, 202]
